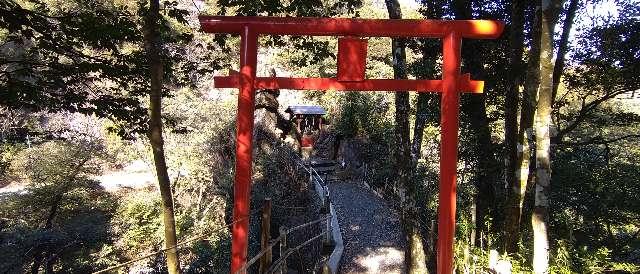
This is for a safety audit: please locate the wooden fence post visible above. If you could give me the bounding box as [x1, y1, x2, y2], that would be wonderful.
[259, 198, 272, 274]
[429, 220, 436, 253]
[323, 192, 332, 246]
[279, 226, 287, 274]
[322, 262, 331, 274]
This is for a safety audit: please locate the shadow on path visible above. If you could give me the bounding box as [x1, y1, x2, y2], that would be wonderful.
[329, 181, 406, 274]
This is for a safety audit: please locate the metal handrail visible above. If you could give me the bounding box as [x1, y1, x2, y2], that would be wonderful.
[311, 167, 327, 186]
[294, 159, 329, 188]
[296, 160, 310, 173]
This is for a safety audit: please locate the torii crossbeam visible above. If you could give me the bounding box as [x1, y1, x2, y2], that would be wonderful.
[198, 16, 503, 274]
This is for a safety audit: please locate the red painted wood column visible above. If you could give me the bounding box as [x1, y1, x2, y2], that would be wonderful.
[231, 26, 258, 274]
[437, 31, 462, 274]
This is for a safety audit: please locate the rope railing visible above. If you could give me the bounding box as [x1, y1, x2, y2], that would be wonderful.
[295, 159, 331, 206]
[92, 208, 262, 274]
[295, 158, 330, 197]
[286, 215, 330, 234]
[233, 161, 337, 273]
[266, 231, 327, 274]
[233, 233, 286, 274]
[233, 215, 331, 274]
[295, 160, 310, 173]
[230, 157, 337, 273]
[231, 157, 340, 273]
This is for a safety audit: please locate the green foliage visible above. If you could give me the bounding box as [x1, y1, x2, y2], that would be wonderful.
[335, 92, 392, 139]
[552, 240, 573, 274]
[451, 242, 533, 274]
[250, 125, 324, 272]
[5, 140, 105, 223]
[550, 239, 640, 274]
[184, 235, 231, 273]
[0, 0, 225, 138]
[544, 2, 640, 271]
[102, 91, 238, 270]
[1, 0, 147, 135]
[548, 142, 640, 272]
[0, 140, 116, 273]
[217, 0, 361, 18]
[569, 2, 640, 94]
[331, 91, 400, 193]
[552, 144, 640, 239]
[216, 0, 362, 69]
[112, 193, 163, 253]
[0, 142, 25, 180]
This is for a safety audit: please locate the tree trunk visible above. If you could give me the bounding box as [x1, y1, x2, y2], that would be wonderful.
[503, 0, 527, 254]
[532, 1, 563, 273]
[31, 195, 62, 274]
[412, 5, 444, 272]
[515, 1, 543, 254]
[385, 0, 428, 272]
[453, 0, 498, 246]
[44, 196, 61, 229]
[411, 93, 430, 165]
[45, 255, 55, 274]
[31, 253, 43, 274]
[411, 2, 443, 168]
[144, 0, 181, 273]
[30, 155, 93, 274]
[552, 0, 579, 102]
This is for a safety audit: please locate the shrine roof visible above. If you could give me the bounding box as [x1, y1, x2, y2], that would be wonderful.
[285, 105, 327, 115]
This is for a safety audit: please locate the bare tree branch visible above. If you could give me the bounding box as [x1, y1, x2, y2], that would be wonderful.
[557, 134, 640, 146]
[555, 86, 634, 140]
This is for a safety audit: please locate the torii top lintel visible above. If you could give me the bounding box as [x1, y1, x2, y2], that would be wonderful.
[199, 16, 503, 39]
[199, 16, 504, 93]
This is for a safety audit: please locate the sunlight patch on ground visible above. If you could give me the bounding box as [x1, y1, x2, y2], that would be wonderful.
[354, 246, 404, 274]
[96, 160, 156, 192]
[0, 184, 26, 194]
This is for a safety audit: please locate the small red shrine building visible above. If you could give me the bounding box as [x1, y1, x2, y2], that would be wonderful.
[285, 105, 326, 147]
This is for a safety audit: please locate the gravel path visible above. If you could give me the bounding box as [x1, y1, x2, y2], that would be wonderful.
[329, 181, 406, 274]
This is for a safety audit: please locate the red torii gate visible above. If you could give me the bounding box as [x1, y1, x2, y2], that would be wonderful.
[198, 16, 503, 274]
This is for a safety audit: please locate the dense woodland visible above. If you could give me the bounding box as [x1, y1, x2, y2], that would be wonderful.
[1, 0, 639, 273]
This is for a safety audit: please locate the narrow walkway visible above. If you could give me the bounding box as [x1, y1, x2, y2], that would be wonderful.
[329, 181, 406, 274]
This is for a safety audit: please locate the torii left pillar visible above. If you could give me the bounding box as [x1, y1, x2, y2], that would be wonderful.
[230, 26, 258, 272]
